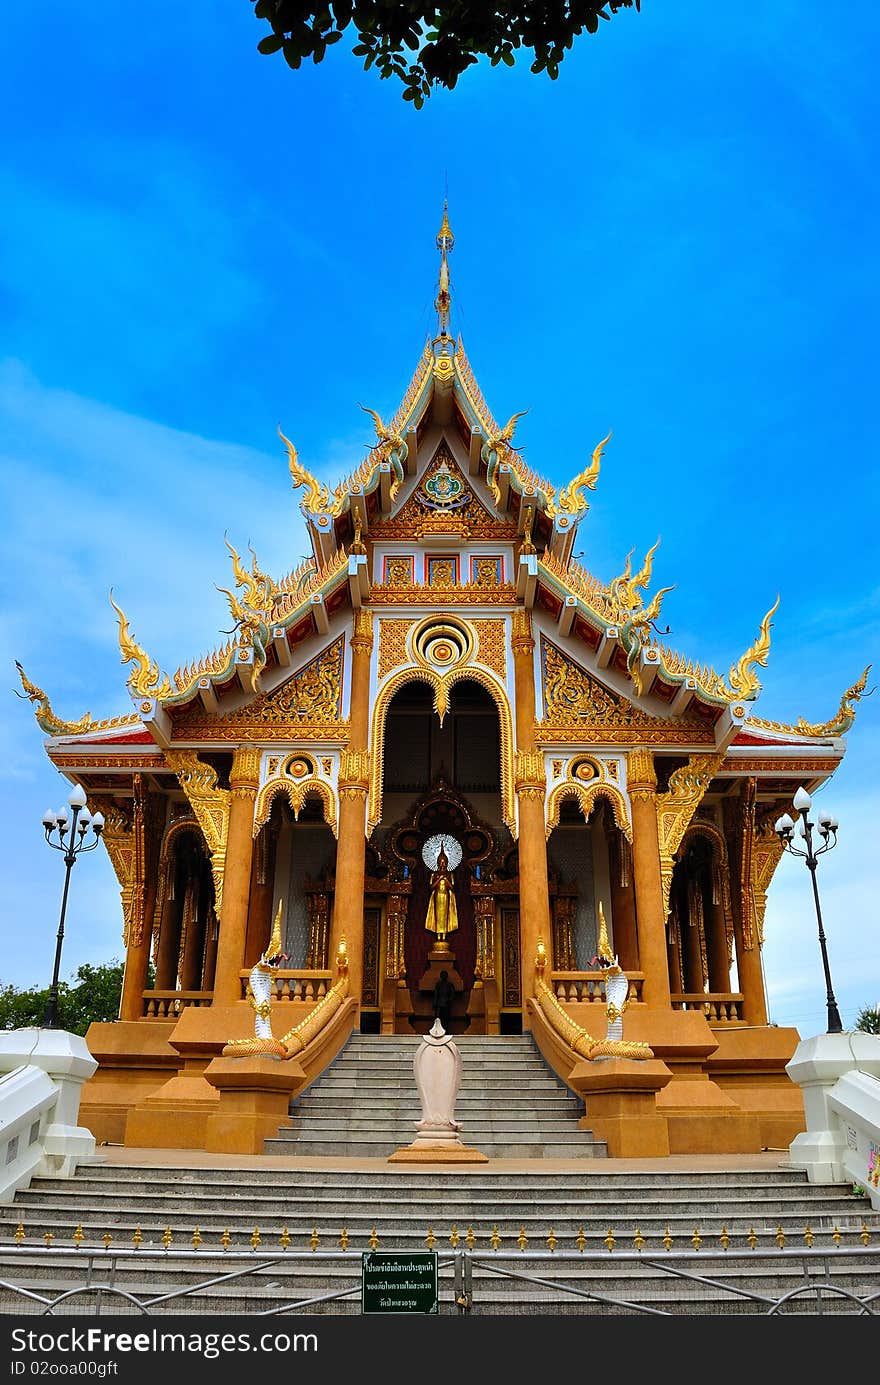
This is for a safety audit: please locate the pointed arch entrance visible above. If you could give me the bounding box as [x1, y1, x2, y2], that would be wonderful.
[369, 676, 512, 1034]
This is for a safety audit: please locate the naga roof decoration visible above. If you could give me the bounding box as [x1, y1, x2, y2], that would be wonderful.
[745, 665, 873, 740]
[166, 543, 350, 706]
[109, 593, 173, 700]
[14, 661, 140, 737]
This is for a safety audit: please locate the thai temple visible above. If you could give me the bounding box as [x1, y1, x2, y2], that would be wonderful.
[18, 209, 870, 1160]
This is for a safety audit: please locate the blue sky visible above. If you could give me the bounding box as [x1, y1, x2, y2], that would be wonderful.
[1, 3, 877, 1035]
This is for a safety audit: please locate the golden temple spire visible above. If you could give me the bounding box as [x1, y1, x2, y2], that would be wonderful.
[435, 201, 454, 340]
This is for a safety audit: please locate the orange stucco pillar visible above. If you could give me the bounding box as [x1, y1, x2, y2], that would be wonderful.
[682, 892, 706, 993]
[729, 785, 769, 1025]
[734, 897, 769, 1026]
[626, 748, 671, 1008]
[609, 834, 639, 973]
[118, 778, 161, 1022]
[706, 894, 731, 995]
[511, 610, 553, 1022]
[212, 745, 261, 1004]
[329, 610, 373, 1008]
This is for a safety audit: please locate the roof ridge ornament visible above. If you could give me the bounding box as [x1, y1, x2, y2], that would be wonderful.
[14, 661, 94, 737]
[746, 664, 874, 738]
[724, 595, 780, 701]
[109, 591, 172, 701]
[278, 426, 339, 517]
[434, 200, 454, 343]
[554, 431, 611, 518]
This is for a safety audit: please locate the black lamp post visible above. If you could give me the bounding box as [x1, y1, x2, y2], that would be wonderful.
[41, 783, 104, 1029]
[774, 786, 843, 1034]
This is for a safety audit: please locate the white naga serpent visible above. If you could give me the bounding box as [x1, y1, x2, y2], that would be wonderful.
[221, 899, 288, 1059]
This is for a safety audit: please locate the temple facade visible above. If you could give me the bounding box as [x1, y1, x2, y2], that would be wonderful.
[19, 211, 869, 1156]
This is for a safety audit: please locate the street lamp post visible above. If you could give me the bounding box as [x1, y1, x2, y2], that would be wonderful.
[774, 785, 843, 1034]
[41, 783, 104, 1029]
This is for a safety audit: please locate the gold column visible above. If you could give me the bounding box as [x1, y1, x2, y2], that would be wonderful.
[212, 746, 261, 1004]
[330, 610, 373, 1008]
[180, 874, 205, 992]
[734, 790, 770, 1025]
[627, 748, 671, 1007]
[202, 906, 218, 991]
[511, 609, 553, 1021]
[683, 876, 706, 993]
[706, 864, 732, 994]
[119, 778, 161, 1022]
[608, 833, 639, 973]
[153, 878, 182, 991]
[245, 827, 275, 969]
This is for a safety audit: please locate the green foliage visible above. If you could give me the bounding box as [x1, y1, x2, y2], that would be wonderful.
[251, 1, 640, 107]
[855, 1004, 880, 1035]
[0, 960, 128, 1037]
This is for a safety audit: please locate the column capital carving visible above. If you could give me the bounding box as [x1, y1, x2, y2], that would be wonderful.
[515, 749, 546, 795]
[510, 608, 534, 654]
[350, 608, 374, 654]
[230, 744, 262, 792]
[627, 746, 657, 792]
[339, 748, 370, 795]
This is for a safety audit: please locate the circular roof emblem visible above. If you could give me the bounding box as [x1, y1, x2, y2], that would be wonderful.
[424, 461, 464, 508]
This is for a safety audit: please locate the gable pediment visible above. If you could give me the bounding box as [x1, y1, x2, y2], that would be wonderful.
[373, 439, 515, 542]
[539, 634, 708, 734]
[169, 635, 346, 742]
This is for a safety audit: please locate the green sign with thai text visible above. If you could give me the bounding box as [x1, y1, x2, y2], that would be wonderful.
[361, 1251, 439, 1314]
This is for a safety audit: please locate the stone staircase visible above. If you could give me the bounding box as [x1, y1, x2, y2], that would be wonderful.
[265, 1032, 605, 1159]
[1, 1035, 877, 1314]
[0, 1163, 877, 1315]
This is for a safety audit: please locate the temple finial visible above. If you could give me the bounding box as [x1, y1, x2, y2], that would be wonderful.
[434, 201, 454, 340]
[596, 902, 615, 965]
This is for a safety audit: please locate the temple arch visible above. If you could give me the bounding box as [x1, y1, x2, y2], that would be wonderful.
[545, 779, 632, 842]
[669, 821, 734, 1002]
[254, 776, 337, 836]
[368, 664, 515, 833]
[151, 824, 215, 997]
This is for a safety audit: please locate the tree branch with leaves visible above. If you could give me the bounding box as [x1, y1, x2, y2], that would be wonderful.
[252, 1, 641, 106]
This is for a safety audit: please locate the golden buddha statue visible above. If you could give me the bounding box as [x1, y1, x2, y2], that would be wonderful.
[424, 844, 459, 943]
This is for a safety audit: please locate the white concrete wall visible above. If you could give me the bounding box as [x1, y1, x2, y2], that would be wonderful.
[0, 1029, 102, 1202]
[786, 1032, 880, 1209]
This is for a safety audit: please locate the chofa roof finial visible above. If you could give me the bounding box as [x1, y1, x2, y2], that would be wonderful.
[435, 201, 454, 339]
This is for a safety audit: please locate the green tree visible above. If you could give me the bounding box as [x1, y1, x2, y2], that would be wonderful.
[0, 960, 126, 1037]
[855, 1004, 880, 1035]
[252, 0, 640, 107]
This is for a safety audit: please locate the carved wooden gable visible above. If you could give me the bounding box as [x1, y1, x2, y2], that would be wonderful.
[539, 635, 708, 734]
[374, 441, 514, 540]
[170, 636, 345, 740]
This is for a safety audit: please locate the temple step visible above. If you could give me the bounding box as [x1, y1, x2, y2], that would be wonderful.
[1, 1164, 877, 1315]
[264, 1031, 602, 1159]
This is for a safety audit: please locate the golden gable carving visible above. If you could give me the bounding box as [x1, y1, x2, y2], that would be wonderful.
[171, 636, 345, 739]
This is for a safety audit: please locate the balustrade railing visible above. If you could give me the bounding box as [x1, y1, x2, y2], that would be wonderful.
[550, 971, 644, 1006]
[671, 992, 745, 1023]
[141, 990, 212, 1019]
[238, 969, 333, 1004]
